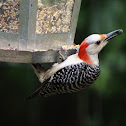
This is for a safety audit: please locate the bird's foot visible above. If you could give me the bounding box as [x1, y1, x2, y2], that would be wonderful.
[58, 50, 67, 62]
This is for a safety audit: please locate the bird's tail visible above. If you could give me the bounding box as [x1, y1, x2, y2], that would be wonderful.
[24, 79, 50, 101]
[24, 87, 41, 101]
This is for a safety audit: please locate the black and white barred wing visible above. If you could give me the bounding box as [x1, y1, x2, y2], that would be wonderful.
[25, 63, 100, 100]
[42, 63, 100, 96]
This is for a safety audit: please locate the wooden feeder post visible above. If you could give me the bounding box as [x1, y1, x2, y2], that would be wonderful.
[0, 0, 82, 63]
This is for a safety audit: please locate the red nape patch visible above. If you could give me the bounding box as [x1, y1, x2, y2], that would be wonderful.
[78, 40, 93, 64]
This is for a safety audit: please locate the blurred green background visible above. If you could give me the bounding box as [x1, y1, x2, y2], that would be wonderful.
[0, 0, 126, 126]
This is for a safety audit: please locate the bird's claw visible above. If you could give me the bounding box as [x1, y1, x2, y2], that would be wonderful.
[75, 47, 79, 53]
[58, 50, 67, 62]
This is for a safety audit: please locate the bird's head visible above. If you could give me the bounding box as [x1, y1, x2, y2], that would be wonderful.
[78, 29, 123, 65]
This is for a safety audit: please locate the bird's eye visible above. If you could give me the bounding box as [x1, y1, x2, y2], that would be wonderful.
[96, 40, 101, 45]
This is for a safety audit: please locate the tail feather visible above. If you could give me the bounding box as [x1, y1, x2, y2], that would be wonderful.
[24, 86, 42, 101]
[24, 78, 50, 101]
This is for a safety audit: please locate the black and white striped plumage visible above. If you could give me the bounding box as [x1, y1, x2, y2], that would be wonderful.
[39, 62, 100, 96]
[26, 62, 100, 100]
[26, 29, 122, 100]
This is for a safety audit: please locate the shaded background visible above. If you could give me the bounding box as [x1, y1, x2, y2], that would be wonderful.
[0, 0, 126, 126]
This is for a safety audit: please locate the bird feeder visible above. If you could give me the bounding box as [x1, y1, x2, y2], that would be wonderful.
[0, 0, 81, 63]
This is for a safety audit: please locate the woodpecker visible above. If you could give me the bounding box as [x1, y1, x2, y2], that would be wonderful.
[26, 29, 123, 100]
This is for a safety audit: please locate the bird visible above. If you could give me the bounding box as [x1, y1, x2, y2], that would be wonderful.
[25, 29, 123, 100]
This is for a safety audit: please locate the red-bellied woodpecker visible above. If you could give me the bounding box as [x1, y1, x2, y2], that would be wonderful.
[26, 29, 123, 100]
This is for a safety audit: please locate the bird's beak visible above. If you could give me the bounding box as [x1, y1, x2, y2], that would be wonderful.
[103, 29, 123, 42]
